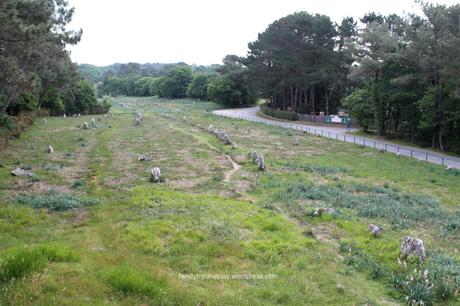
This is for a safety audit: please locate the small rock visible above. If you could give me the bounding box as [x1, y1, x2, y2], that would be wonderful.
[138, 153, 152, 161]
[11, 167, 34, 177]
[312, 207, 335, 216]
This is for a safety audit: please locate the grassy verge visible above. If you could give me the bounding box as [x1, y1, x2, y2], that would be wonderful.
[351, 130, 460, 158]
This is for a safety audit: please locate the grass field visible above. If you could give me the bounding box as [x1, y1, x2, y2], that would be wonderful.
[1, 96, 460, 305]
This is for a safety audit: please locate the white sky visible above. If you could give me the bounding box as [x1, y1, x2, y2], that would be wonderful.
[67, 0, 458, 66]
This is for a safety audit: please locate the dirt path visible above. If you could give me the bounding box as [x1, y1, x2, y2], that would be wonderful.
[222, 154, 241, 183]
[169, 124, 240, 183]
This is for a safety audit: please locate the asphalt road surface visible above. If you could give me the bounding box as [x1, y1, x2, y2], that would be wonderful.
[213, 106, 460, 169]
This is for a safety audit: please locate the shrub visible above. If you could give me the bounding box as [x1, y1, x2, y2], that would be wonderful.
[0, 114, 17, 131]
[341, 242, 460, 304]
[70, 180, 85, 189]
[17, 190, 100, 211]
[74, 79, 98, 114]
[282, 162, 349, 175]
[102, 96, 112, 113]
[8, 92, 38, 115]
[0, 112, 37, 150]
[260, 104, 299, 121]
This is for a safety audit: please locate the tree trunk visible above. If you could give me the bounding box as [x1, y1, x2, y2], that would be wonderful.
[38, 83, 51, 109]
[0, 89, 17, 115]
[373, 72, 385, 136]
[311, 85, 316, 121]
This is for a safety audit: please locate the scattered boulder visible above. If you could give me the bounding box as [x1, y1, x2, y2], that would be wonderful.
[312, 207, 335, 217]
[150, 167, 161, 183]
[368, 224, 382, 237]
[293, 138, 299, 146]
[138, 153, 152, 161]
[11, 167, 34, 177]
[135, 116, 141, 125]
[48, 144, 54, 154]
[43, 119, 47, 123]
[401, 236, 426, 261]
[251, 151, 265, 171]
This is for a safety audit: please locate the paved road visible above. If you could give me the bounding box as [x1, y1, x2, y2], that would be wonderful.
[213, 106, 460, 169]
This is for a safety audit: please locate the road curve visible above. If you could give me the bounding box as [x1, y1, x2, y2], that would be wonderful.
[213, 106, 460, 169]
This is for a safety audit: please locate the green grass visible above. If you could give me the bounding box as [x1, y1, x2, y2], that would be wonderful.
[0, 96, 459, 305]
[0, 244, 77, 284]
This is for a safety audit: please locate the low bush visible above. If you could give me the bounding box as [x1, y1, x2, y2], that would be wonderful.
[341, 242, 460, 304]
[282, 162, 349, 175]
[70, 180, 85, 189]
[0, 112, 37, 150]
[17, 190, 100, 211]
[262, 176, 460, 236]
[260, 104, 299, 121]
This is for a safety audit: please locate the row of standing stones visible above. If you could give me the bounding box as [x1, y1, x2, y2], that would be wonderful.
[203, 124, 426, 263]
[13, 111, 428, 262]
[133, 111, 162, 183]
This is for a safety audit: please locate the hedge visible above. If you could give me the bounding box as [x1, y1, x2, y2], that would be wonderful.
[260, 104, 299, 121]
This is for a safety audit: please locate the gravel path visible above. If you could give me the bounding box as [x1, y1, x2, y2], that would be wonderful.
[213, 106, 460, 169]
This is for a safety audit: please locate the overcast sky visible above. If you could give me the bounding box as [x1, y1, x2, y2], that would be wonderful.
[67, 0, 458, 66]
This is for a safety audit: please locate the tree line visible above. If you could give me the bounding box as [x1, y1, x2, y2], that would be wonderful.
[99, 55, 256, 107]
[246, 3, 460, 152]
[93, 1, 460, 152]
[0, 0, 109, 122]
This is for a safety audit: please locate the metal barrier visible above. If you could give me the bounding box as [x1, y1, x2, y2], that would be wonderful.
[212, 111, 460, 169]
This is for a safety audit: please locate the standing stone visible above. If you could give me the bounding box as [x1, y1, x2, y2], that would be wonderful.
[48, 144, 54, 154]
[368, 224, 382, 237]
[207, 124, 215, 133]
[255, 153, 265, 171]
[401, 236, 426, 261]
[150, 167, 161, 183]
[83, 122, 89, 129]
